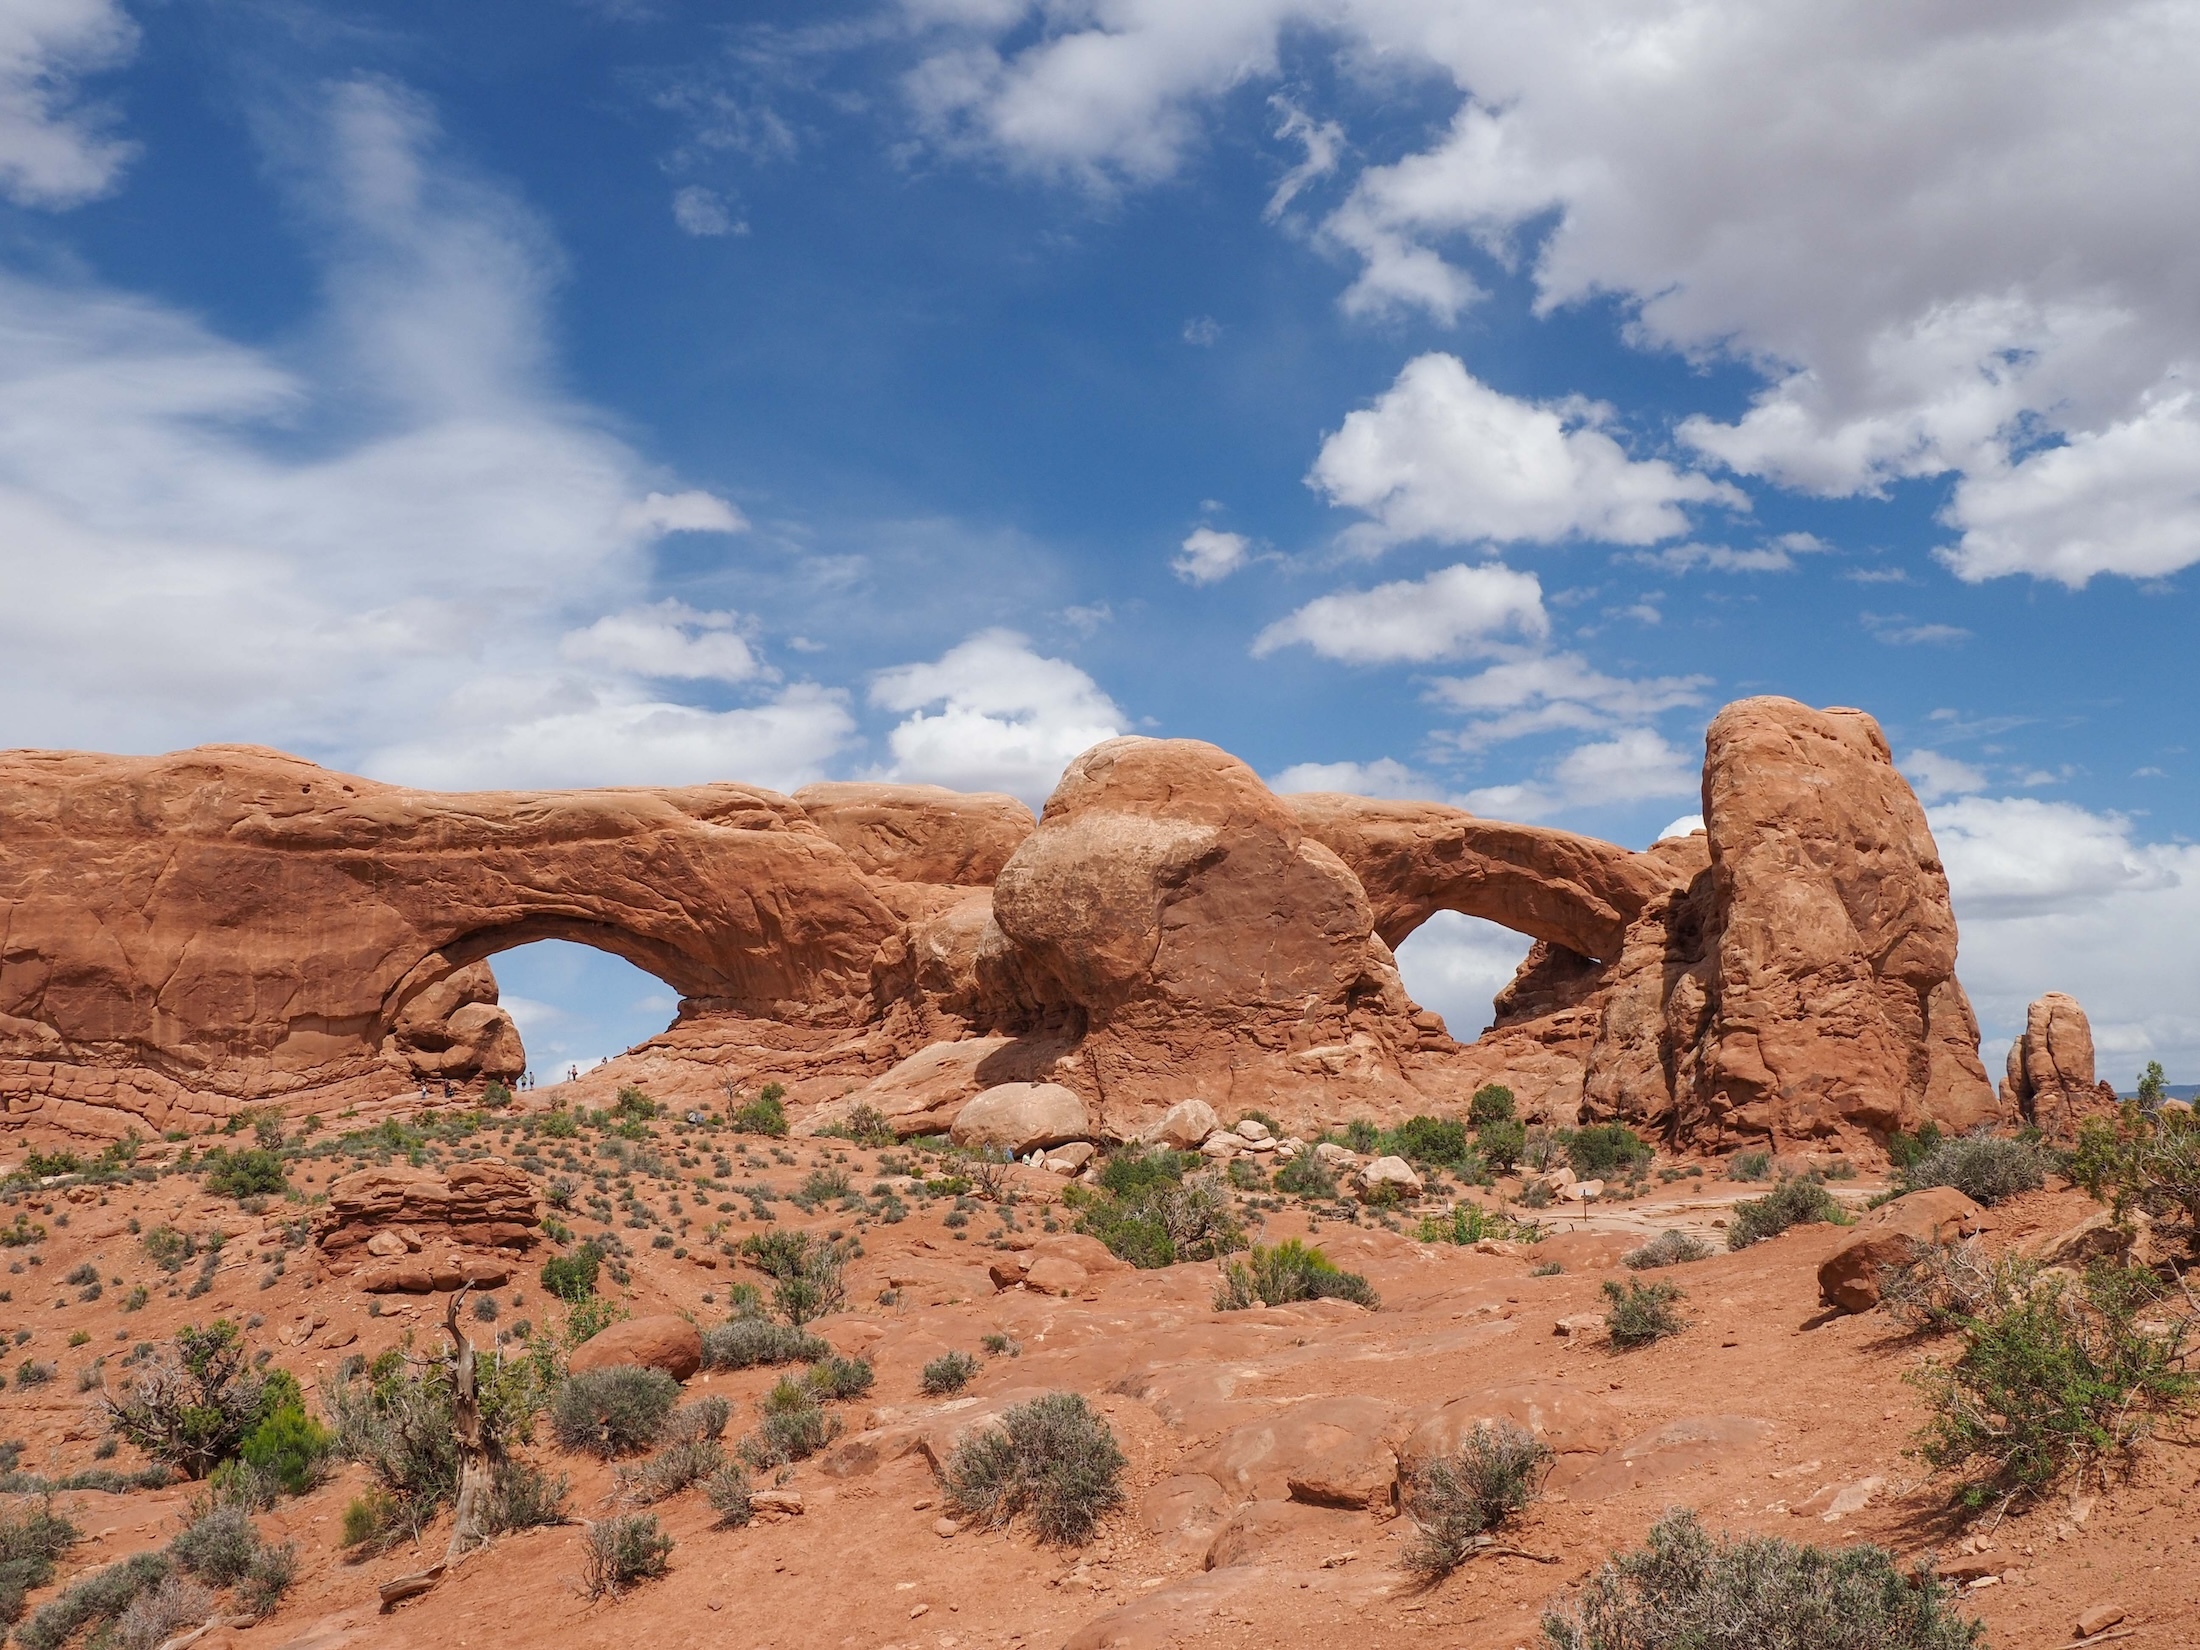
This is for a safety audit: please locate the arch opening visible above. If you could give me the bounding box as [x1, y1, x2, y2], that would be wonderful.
[485, 939, 682, 1085]
[1392, 910, 1535, 1043]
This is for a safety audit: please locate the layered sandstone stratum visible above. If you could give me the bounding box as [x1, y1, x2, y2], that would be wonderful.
[0, 696, 2005, 1155]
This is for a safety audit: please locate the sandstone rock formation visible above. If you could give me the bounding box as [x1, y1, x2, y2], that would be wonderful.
[315, 1163, 540, 1274]
[1, 696, 2005, 1158]
[1816, 1187, 1991, 1313]
[567, 1315, 705, 1382]
[2001, 991, 2120, 1139]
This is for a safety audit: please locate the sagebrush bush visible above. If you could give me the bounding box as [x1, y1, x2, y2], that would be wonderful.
[664, 1395, 731, 1444]
[236, 1540, 297, 1619]
[539, 1243, 603, 1303]
[1909, 1261, 2195, 1507]
[737, 1231, 848, 1324]
[1727, 1175, 1846, 1250]
[941, 1392, 1125, 1545]
[238, 1400, 335, 1496]
[552, 1367, 680, 1459]
[705, 1461, 754, 1527]
[1213, 1240, 1379, 1310]
[804, 1354, 875, 1401]
[1876, 1239, 2010, 1335]
[922, 1351, 980, 1396]
[739, 1378, 839, 1467]
[0, 1501, 78, 1626]
[1623, 1230, 1712, 1270]
[169, 1504, 259, 1586]
[701, 1318, 829, 1371]
[618, 1435, 724, 1505]
[581, 1513, 674, 1599]
[482, 1460, 569, 1534]
[16, 1550, 170, 1650]
[1602, 1278, 1687, 1348]
[2069, 1105, 2200, 1255]
[1897, 1129, 2049, 1206]
[113, 1571, 212, 1650]
[1402, 1421, 1553, 1577]
[1273, 1153, 1339, 1200]
[1540, 1509, 1982, 1650]
[1073, 1165, 1242, 1269]
[1417, 1203, 1538, 1247]
[1725, 1149, 1773, 1181]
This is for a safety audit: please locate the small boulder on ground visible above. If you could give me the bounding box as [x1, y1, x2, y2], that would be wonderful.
[949, 1082, 1091, 1153]
[1150, 1099, 1221, 1149]
[566, 1314, 704, 1382]
[1358, 1156, 1424, 1201]
[1817, 1187, 1990, 1313]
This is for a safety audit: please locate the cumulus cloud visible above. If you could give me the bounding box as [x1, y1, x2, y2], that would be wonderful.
[1251, 562, 1547, 664]
[1173, 525, 1249, 584]
[558, 601, 765, 683]
[0, 0, 137, 207]
[870, 628, 1123, 807]
[0, 77, 849, 793]
[1935, 796, 2200, 1075]
[897, 2, 2200, 586]
[1392, 910, 1533, 1040]
[1899, 748, 1988, 804]
[1464, 727, 1698, 821]
[1624, 532, 1827, 575]
[1308, 355, 1742, 550]
[1425, 651, 1709, 750]
[671, 185, 743, 236]
[1657, 813, 1704, 840]
[1268, 756, 1429, 798]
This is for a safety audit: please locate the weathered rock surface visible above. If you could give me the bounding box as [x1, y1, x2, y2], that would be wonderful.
[949, 1082, 1090, 1153]
[2002, 992, 2120, 1139]
[2, 698, 2005, 1159]
[1817, 1187, 1991, 1312]
[315, 1163, 539, 1267]
[566, 1315, 704, 1382]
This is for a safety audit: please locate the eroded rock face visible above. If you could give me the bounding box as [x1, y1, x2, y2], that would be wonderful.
[2, 700, 2004, 1158]
[2001, 992, 2120, 1139]
[315, 1163, 540, 1269]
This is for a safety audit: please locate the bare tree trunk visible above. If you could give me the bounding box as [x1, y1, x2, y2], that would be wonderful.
[379, 1284, 491, 1610]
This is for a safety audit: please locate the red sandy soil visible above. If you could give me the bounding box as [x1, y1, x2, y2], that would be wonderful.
[1, 1119, 2192, 1650]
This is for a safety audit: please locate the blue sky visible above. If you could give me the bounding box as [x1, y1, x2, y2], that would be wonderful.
[4, 1, 2197, 1078]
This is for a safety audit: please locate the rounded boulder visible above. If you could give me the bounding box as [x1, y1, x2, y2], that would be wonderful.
[949, 1082, 1091, 1154]
[566, 1314, 703, 1382]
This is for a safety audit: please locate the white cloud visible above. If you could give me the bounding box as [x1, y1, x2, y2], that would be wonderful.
[671, 185, 743, 237]
[1308, 355, 1742, 550]
[1264, 96, 1342, 221]
[1939, 393, 2200, 586]
[1181, 314, 1220, 346]
[621, 489, 747, 535]
[558, 601, 765, 684]
[870, 628, 1123, 807]
[0, 77, 847, 794]
[1464, 728, 1698, 821]
[1268, 756, 1429, 798]
[1173, 525, 1249, 584]
[899, 2, 2200, 587]
[1625, 532, 1827, 575]
[1392, 910, 1533, 1041]
[0, 0, 137, 207]
[1863, 613, 1972, 647]
[1657, 813, 1703, 840]
[1251, 561, 1547, 664]
[1935, 796, 2200, 1076]
[1426, 651, 1708, 750]
[1899, 748, 1987, 804]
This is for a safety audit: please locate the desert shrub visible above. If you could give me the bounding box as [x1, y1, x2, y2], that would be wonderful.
[1541, 1509, 1981, 1650]
[619, 1434, 724, 1505]
[581, 1513, 674, 1599]
[700, 1318, 829, 1371]
[737, 1230, 848, 1324]
[202, 1146, 288, 1201]
[0, 1500, 78, 1626]
[1563, 1124, 1652, 1178]
[1727, 1175, 1846, 1250]
[1475, 1118, 1527, 1174]
[538, 1109, 580, 1140]
[238, 1398, 335, 1496]
[1896, 1129, 2049, 1206]
[1909, 1261, 2196, 1507]
[665, 1394, 731, 1443]
[1517, 1179, 1553, 1210]
[340, 1493, 393, 1549]
[922, 1351, 980, 1396]
[16, 1550, 170, 1650]
[1602, 1278, 1687, 1348]
[941, 1391, 1124, 1545]
[113, 1571, 213, 1650]
[1725, 1149, 1773, 1181]
[1877, 1239, 2012, 1335]
[483, 1460, 569, 1533]
[329, 1360, 459, 1539]
[103, 1321, 272, 1479]
[1887, 1122, 1945, 1172]
[1468, 1084, 1516, 1126]
[1273, 1152, 1338, 1200]
[1388, 1116, 1473, 1169]
[170, 1505, 260, 1586]
[739, 1378, 839, 1467]
[705, 1461, 754, 1526]
[15, 1360, 52, 1389]
[1530, 1261, 1563, 1277]
[2068, 1104, 2200, 1255]
[1072, 1165, 1242, 1269]
[1213, 1240, 1379, 1310]
[804, 1354, 875, 1401]
[1417, 1203, 1540, 1247]
[1402, 1421, 1553, 1578]
[732, 1084, 790, 1138]
[236, 1540, 297, 1618]
[539, 1242, 603, 1303]
[552, 1367, 680, 1459]
[1623, 1230, 1712, 1270]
